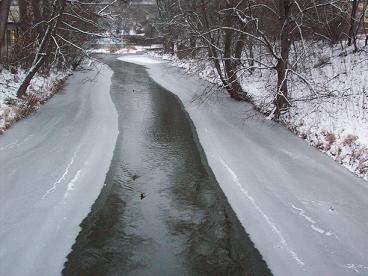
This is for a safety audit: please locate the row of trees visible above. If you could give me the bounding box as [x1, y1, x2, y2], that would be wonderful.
[155, 0, 368, 119]
[0, 0, 120, 98]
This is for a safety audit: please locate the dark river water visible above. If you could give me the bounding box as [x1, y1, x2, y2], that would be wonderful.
[62, 55, 271, 276]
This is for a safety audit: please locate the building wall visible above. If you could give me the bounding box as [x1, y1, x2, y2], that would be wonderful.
[1, 2, 19, 57]
[1, 24, 18, 57]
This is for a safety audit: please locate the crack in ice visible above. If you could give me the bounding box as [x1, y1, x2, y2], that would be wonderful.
[63, 170, 82, 199]
[344, 264, 368, 274]
[290, 204, 316, 223]
[290, 203, 337, 238]
[218, 156, 305, 267]
[42, 152, 77, 199]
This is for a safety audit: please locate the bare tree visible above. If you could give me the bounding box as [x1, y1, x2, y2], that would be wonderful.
[274, 0, 292, 118]
[156, 0, 357, 120]
[156, 0, 250, 101]
[17, 0, 66, 98]
[0, 0, 11, 52]
[18, 0, 29, 33]
[349, 0, 368, 49]
[231, 0, 349, 118]
[15, 0, 117, 98]
[348, 0, 359, 51]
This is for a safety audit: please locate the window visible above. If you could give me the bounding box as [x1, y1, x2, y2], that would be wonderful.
[7, 29, 18, 46]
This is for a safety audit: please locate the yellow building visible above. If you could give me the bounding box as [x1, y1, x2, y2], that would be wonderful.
[0, 0, 19, 57]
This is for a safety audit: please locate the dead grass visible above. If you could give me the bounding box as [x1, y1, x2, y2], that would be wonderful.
[343, 134, 359, 146]
[324, 132, 337, 146]
[109, 45, 123, 53]
[0, 77, 69, 135]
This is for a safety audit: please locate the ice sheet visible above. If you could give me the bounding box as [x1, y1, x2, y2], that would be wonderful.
[118, 54, 368, 276]
[0, 63, 118, 276]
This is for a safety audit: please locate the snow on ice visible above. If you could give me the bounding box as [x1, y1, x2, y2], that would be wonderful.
[0, 62, 118, 276]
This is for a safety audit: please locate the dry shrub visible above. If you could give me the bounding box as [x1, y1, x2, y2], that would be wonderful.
[2, 107, 15, 129]
[358, 157, 368, 175]
[109, 45, 122, 53]
[343, 134, 359, 146]
[16, 94, 41, 119]
[176, 44, 193, 59]
[0, 73, 69, 135]
[350, 146, 368, 176]
[314, 55, 330, 68]
[40, 78, 67, 103]
[325, 132, 336, 145]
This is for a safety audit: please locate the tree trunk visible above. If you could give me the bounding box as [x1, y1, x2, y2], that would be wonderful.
[18, 0, 29, 33]
[362, 0, 368, 46]
[17, 0, 66, 98]
[189, 36, 196, 58]
[31, 0, 42, 24]
[163, 37, 174, 54]
[348, 0, 359, 51]
[222, 3, 248, 101]
[0, 0, 11, 54]
[208, 43, 227, 86]
[200, 0, 227, 88]
[17, 58, 47, 98]
[189, 0, 196, 58]
[274, 0, 291, 119]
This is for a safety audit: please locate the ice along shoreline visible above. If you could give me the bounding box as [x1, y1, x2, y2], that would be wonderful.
[0, 62, 118, 276]
[117, 54, 368, 276]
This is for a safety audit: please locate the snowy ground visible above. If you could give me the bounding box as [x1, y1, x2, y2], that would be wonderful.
[119, 55, 368, 276]
[0, 68, 71, 134]
[148, 45, 368, 181]
[0, 63, 118, 276]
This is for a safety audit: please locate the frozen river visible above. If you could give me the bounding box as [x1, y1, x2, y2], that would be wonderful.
[62, 55, 271, 275]
[1, 53, 367, 276]
[0, 56, 270, 276]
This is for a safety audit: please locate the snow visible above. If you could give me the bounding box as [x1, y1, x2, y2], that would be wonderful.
[118, 55, 163, 65]
[89, 44, 163, 55]
[88, 48, 111, 54]
[0, 62, 118, 276]
[118, 54, 368, 276]
[148, 44, 368, 181]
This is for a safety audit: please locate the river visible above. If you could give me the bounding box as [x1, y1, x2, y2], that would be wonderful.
[62, 55, 271, 276]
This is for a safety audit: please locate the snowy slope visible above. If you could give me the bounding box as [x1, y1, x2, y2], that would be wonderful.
[0, 68, 70, 133]
[118, 55, 368, 276]
[149, 47, 368, 181]
[0, 63, 118, 276]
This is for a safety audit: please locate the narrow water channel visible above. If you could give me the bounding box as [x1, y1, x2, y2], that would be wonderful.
[62, 55, 271, 276]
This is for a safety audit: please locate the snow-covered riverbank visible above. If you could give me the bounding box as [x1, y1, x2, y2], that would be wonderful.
[148, 46, 368, 182]
[118, 55, 368, 276]
[0, 63, 118, 276]
[0, 67, 72, 134]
